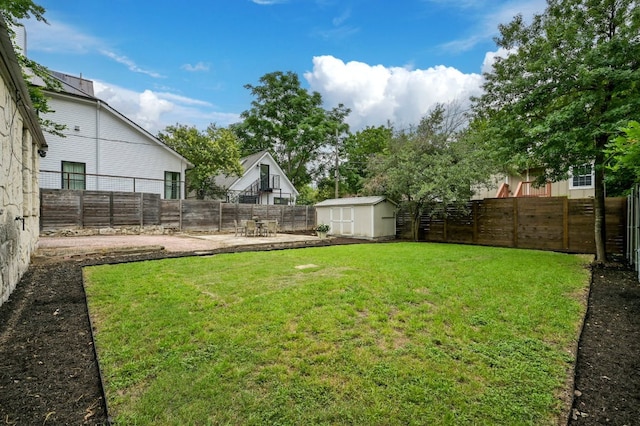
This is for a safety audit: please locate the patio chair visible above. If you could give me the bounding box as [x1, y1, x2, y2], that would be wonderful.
[245, 219, 257, 237]
[265, 220, 278, 237]
[234, 219, 245, 237]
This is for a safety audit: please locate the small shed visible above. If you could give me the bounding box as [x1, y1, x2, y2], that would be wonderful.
[315, 196, 397, 240]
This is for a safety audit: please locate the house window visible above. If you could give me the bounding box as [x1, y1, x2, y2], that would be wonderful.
[61, 161, 86, 190]
[260, 164, 270, 190]
[274, 197, 290, 205]
[164, 171, 180, 199]
[570, 164, 594, 189]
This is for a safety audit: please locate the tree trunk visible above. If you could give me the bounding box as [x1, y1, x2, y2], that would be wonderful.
[411, 207, 421, 241]
[593, 143, 607, 263]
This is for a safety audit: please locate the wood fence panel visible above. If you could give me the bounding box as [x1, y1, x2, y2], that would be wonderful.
[401, 197, 626, 255]
[143, 193, 161, 226]
[444, 204, 474, 244]
[111, 192, 142, 226]
[160, 200, 181, 229]
[476, 199, 515, 247]
[180, 200, 219, 231]
[40, 189, 315, 233]
[567, 199, 595, 253]
[605, 197, 626, 255]
[517, 197, 565, 250]
[424, 216, 445, 242]
[40, 189, 82, 230]
[82, 191, 111, 228]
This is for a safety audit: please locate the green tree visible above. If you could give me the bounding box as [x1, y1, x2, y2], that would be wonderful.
[295, 184, 319, 206]
[365, 104, 494, 241]
[158, 124, 243, 199]
[472, 0, 640, 262]
[1, 0, 65, 136]
[338, 125, 392, 196]
[236, 71, 349, 189]
[607, 120, 640, 189]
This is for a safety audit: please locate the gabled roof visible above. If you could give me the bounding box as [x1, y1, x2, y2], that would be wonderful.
[214, 150, 299, 196]
[41, 77, 192, 168]
[315, 196, 396, 207]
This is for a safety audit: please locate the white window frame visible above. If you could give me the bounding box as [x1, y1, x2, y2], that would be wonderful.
[569, 163, 595, 190]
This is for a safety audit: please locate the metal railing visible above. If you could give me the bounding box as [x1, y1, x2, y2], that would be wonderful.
[513, 181, 552, 197]
[40, 170, 185, 199]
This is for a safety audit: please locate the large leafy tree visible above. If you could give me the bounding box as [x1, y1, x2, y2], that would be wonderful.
[158, 124, 243, 199]
[1, 0, 65, 136]
[315, 124, 392, 200]
[607, 120, 640, 189]
[365, 104, 494, 241]
[236, 71, 349, 189]
[472, 0, 640, 262]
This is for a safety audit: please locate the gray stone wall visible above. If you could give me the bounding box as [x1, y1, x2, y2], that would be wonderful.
[0, 79, 41, 305]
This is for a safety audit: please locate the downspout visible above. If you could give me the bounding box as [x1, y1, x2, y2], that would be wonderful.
[95, 100, 101, 190]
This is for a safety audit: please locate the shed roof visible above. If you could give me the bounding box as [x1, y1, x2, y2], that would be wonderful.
[315, 196, 396, 207]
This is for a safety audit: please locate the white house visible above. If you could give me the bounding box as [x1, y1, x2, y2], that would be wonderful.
[315, 196, 397, 240]
[36, 72, 192, 199]
[215, 150, 299, 205]
[0, 17, 47, 306]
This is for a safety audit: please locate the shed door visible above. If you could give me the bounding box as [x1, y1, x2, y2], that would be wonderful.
[330, 207, 354, 236]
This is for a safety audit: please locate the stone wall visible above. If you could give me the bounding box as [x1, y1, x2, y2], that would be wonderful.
[0, 17, 47, 307]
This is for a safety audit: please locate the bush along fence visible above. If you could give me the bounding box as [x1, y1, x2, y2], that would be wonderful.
[40, 189, 315, 234]
[396, 197, 627, 256]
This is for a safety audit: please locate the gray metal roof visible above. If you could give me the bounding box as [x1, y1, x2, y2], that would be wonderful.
[213, 150, 269, 188]
[315, 196, 396, 207]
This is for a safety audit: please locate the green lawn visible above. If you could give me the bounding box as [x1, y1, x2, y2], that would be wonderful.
[84, 243, 590, 425]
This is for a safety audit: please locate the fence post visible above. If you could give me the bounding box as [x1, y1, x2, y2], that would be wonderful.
[472, 201, 478, 243]
[512, 198, 518, 248]
[219, 201, 222, 231]
[563, 197, 569, 250]
[179, 199, 183, 231]
[140, 193, 144, 228]
[109, 192, 114, 228]
[78, 191, 84, 229]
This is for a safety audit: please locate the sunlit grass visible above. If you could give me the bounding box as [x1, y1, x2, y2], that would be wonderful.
[84, 243, 590, 425]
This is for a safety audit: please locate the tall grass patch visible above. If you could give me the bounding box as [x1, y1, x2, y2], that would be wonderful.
[85, 243, 590, 425]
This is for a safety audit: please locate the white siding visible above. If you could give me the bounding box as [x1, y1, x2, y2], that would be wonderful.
[230, 153, 298, 204]
[39, 93, 189, 198]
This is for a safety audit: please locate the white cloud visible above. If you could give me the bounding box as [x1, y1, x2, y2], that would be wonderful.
[93, 81, 240, 134]
[182, 62, 210, 72]
[251, 0, 288, 4]
[22, 18, 103, 54]
[437, 0, 547, 53]
[305, 55, 483, 131]
[99, 49, 164, 78]
[481, 47, 513, 74]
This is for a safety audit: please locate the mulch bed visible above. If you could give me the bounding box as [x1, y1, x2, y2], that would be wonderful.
[0, 245, 638, 425]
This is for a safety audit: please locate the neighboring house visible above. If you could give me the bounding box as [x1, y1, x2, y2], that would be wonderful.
[474, 165, 595, 199]
[34, 72, 192, 199]
[0, 17, 48, 306]
[214, 150, 299, 205]
[315, 196, 397, 240]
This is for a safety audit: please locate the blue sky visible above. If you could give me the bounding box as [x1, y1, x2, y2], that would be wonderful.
[22, 0, 546, 134]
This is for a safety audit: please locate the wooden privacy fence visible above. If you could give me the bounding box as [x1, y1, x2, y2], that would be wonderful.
[397, 197, 627, 255]
[40, 189, 315, 233]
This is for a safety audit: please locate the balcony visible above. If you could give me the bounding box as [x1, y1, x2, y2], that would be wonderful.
[495, 181, 552, 198]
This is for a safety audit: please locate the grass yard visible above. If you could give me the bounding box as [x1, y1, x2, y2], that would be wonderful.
[84, 243, 591, 425]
